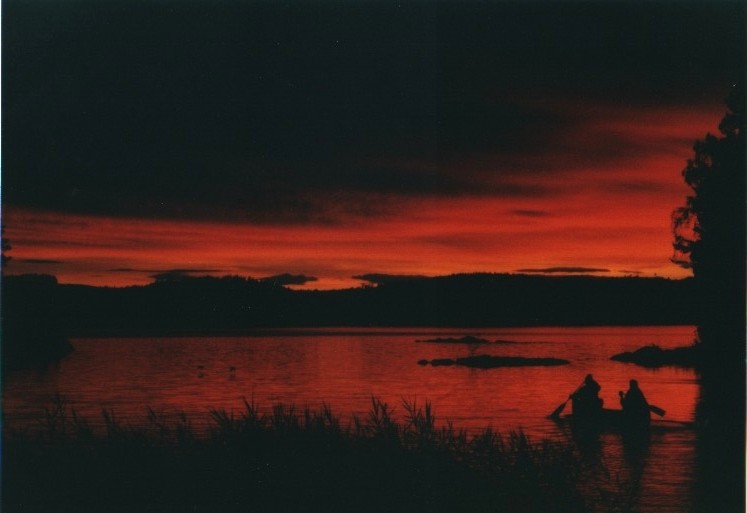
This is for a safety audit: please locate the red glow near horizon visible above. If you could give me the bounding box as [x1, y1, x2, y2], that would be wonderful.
[3, 103, 721, 289]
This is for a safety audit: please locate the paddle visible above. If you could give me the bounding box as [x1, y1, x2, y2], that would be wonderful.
[649, 404, 666, 417]
[549, 383, 582, 419]
[550, 398, 570, 419]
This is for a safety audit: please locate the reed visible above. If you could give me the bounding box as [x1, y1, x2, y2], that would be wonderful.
[4, 395, 596, 513]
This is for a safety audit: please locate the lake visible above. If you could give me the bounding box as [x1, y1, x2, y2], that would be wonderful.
[3, 325, 700, 512]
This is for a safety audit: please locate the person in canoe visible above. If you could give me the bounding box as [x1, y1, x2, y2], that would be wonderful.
[619, 379, 651, 426]
[570, 374, 603, 418]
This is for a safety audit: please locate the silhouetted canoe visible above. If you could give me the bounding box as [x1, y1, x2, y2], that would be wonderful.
[551, 408, 691, 434]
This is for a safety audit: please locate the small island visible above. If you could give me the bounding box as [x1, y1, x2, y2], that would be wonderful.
[610, 344, 698, 368]
[418, 354, 569, 368]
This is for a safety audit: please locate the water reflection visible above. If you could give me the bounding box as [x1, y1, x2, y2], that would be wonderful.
[3, 326, 701, 513]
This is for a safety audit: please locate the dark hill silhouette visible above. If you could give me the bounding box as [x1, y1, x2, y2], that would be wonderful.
[3, 272, 696, 338]
[2, 274, 73, 370]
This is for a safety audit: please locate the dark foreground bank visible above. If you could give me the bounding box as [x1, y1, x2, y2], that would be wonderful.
[2, 397, 602, 513]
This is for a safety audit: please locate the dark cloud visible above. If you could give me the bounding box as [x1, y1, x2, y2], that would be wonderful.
[19, 258, 64, 265]
[112, 268, 224, 274]
[353, 274, 430, 285]
[515, 267, 610, 274]
[600, 181, 666, 194]
[510, 210, 551, 218]
[8, 216, 90, 229]
[3, 1, 743, 222]
[259, 274, 318, 286]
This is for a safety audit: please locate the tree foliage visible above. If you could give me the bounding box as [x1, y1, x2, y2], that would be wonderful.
[672, 83, 745, 335]
[672, 83, 744, 274]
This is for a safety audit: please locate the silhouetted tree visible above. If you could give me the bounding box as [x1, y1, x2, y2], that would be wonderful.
[671, 86, 745, 513]
[672, 83, 745, 344]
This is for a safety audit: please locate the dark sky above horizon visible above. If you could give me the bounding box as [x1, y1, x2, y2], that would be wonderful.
[3, 1, 744, 288]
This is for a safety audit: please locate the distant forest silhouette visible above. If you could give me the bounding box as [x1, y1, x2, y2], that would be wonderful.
[3, 273, 696, 338]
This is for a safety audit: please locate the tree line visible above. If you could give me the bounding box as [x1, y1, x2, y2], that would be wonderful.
[3, 273, 696, 338]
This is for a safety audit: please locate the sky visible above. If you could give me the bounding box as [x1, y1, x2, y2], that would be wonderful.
[2, 1, 744, 289]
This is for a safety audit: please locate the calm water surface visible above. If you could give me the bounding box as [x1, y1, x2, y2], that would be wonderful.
[4, 325, 700, 512]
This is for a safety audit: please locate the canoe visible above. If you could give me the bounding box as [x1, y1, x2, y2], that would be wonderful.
[554, 408, 659, 434]
[550, 408, 695, 441]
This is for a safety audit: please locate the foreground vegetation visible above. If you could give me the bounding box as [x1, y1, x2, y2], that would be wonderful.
[3, 397, 599, 513]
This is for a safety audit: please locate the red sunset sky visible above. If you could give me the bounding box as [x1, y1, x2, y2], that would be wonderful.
[2, 2, 741, 289]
